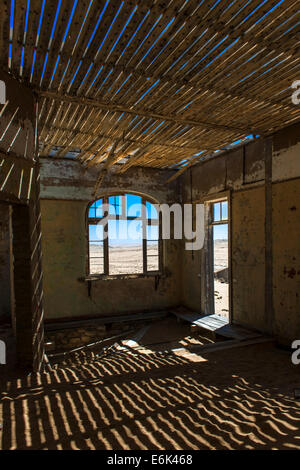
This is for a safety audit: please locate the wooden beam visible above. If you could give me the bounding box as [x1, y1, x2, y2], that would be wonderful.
[92, 140, 119, 197]
[0, 151, 36, 167]
[166, 166, 190, 184]
[117, 145, 151, 174]
[40, 124, 206, 154]
[179, 336, 274, 355]
[38, 90, 260, 134]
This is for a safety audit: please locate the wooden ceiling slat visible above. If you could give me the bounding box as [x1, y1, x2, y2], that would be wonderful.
[1, 0, 299, 170]
[41, 0, 78, 89]
[58, 0, 123, 93]
[39, 89, 260, 133]
[11, 0, 27, 76]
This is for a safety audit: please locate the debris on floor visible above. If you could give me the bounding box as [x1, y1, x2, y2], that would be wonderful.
[46, 313, 215, 369]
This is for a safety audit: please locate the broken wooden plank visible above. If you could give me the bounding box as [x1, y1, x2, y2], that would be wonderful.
[173, 336, 274, 356]
[171, 308, 262, 341]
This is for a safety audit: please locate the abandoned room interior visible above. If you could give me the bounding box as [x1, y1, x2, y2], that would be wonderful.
[0, 0, 300, 452]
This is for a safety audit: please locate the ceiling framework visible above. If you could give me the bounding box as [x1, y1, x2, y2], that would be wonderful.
[0, 0, 299, 174]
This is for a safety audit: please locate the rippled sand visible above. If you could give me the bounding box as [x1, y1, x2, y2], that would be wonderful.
[1, 340, 299, 450]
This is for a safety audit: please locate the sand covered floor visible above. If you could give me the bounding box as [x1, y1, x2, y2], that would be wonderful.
[213, 240, 229, 319]
[1, 341, 300, 450]
[214, 279, 229, 319]
[119, 317, 214, 354]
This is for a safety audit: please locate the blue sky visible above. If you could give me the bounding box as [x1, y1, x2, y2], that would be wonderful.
[89, 195, 229, 244]
[89, 194, 159, 245]
[213, 202, 228, 240]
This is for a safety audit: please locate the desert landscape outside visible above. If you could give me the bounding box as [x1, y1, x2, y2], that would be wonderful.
[89, 242, 159, 275]
[90, 239, 229, 318]
[213, 239, 229, 319]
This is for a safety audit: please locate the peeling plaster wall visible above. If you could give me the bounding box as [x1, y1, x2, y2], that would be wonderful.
[181, 122, 300, 343]
[0, 203, 10, 321]
[181, 139, 266, 315]
[40, 159, 180, 203]
[272, 122, 300, 343]
[181, 139, 267, 203]
[273, 179, 300, 343]
[40, 160, 181, 320]
[273, 123, 300, 183]
[231, 187, 266, 331]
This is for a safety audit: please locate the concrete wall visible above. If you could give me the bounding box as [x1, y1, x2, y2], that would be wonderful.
[0, 203, 10, 321]
[181, 122, 300, 343]
[40, 160, 182, 320]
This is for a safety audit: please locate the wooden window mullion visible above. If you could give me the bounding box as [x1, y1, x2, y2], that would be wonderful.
[159, 210, 163, 273]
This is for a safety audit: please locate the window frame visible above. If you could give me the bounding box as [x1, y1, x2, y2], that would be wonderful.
[209, 200, 229, 226]
[86, 193, 163, 279]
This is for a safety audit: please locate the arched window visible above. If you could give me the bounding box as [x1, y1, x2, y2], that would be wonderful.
[87, 194, 161, 276]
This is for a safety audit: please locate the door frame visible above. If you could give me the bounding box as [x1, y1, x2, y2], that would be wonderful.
[200, 190, 232, 323]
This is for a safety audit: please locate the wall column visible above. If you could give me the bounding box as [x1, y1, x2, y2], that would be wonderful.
[11, 164, 44, 371]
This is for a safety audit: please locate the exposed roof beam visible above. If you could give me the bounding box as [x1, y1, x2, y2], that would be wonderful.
[117, 145, 152, 174]
[26, 13, 299, 66]
[35, 38, 299, 114]
[40, 58, 298, 113]
[166, 165, 188, 184]
[38, 90, 260, 134]
[41, 124, 209, 153]
[93, 139, 120, 197]
[0, 151, 35, 167]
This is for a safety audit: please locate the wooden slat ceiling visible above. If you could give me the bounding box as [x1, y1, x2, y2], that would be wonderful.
[1, 0, 300, 174]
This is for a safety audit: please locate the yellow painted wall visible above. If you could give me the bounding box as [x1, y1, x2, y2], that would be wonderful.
[40, 199, 181, 320]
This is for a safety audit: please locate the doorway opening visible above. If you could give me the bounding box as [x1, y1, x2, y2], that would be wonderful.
[208, 199, 230, 320]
